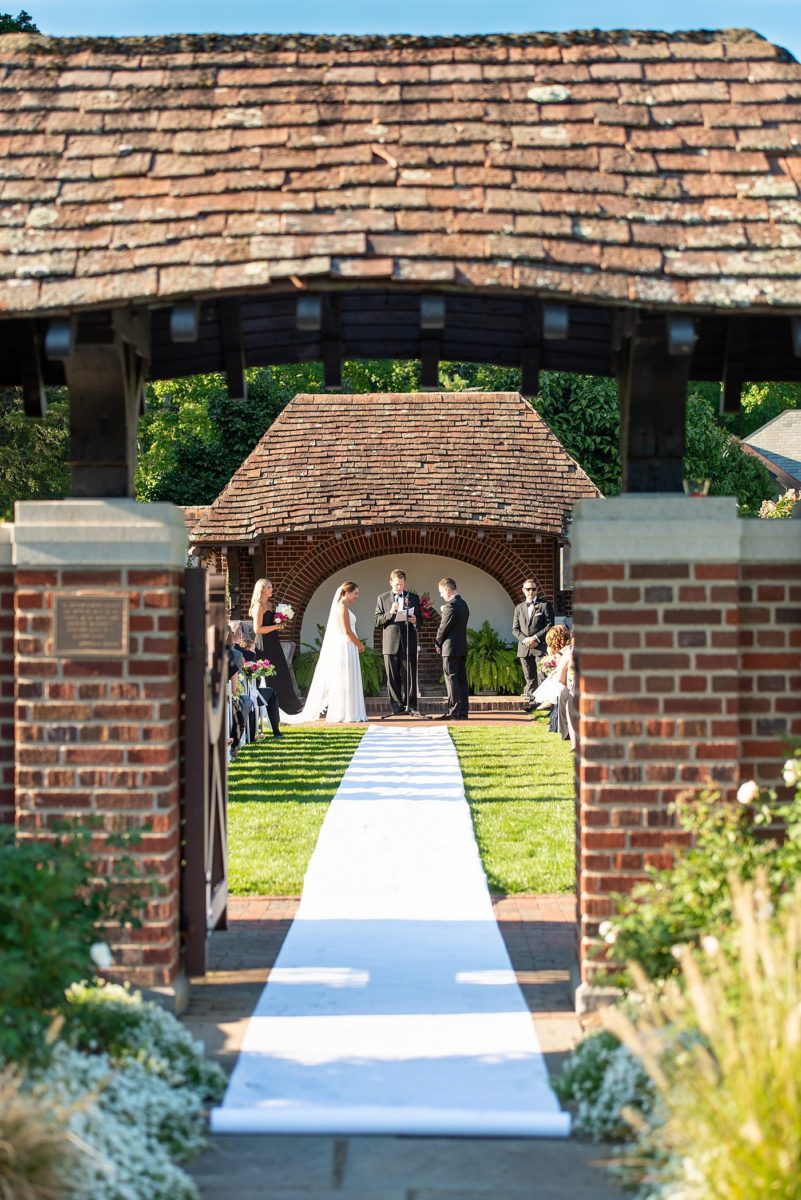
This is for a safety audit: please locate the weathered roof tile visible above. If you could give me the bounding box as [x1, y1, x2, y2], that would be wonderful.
[0, 28, 799, 316]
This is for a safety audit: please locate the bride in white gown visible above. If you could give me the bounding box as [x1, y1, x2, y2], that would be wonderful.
[280, 581, 367, 724]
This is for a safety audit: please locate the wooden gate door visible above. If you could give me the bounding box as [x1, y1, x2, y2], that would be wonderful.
[180, 568, 228, 976]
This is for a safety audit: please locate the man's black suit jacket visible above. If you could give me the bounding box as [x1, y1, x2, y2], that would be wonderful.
[374, 590, 420, 656]
[435, 594, 470, 657]
[512, 597, 555, 660]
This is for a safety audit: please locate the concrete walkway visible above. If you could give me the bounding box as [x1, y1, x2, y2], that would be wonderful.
[184, 895, 626, 1200]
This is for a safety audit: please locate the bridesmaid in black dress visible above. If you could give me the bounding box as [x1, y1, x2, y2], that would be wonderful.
[247, 578, 303, 715]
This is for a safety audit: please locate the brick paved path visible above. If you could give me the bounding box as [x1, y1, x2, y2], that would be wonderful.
[184, 894, 626, 1199]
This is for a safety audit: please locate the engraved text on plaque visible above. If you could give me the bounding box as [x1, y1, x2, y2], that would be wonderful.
[53, 592, 129, 657]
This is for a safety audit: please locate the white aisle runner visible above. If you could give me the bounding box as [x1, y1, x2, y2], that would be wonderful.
[211, 725, 571, 1136]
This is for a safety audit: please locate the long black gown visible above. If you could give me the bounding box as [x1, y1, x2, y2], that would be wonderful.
[256, 610, 303, 714]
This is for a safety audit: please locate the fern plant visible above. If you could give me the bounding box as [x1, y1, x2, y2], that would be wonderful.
[465, 621, 523, 696]
[293, 624, 383, 697]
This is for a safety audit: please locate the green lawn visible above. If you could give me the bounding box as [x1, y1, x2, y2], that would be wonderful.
[449, 723, 575, 893]
[227, 727, 366, 894]
[227, 722, 575, 895]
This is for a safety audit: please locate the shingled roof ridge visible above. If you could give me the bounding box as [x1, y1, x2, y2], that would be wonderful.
[0, 26, 785, 56]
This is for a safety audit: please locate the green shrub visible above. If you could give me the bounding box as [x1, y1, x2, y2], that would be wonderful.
[554, 1029, 655, 1142]
[294, 623, 383, 697]
[0, 826, 144, 1064]
[605, 772, 801, 985]
[465, 620, 523, 695]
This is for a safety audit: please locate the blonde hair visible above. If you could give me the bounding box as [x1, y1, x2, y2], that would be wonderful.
[248, 578, 271, 619]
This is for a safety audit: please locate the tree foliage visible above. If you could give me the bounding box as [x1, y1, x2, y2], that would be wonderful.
[0, 8, 38, 32]
[0, 388, 70, 521]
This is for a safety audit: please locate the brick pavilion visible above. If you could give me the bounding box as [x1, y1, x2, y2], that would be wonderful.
[1, 27, 801, 1002]
[185, 389, 599, 686]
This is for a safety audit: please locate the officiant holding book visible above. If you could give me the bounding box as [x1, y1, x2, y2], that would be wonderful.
[374, 568, 420, 716]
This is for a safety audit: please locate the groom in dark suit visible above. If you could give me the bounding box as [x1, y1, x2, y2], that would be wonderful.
[434, 577, 470, 720]
[512, 577, 555, 705]
[374, 568, 420, 715]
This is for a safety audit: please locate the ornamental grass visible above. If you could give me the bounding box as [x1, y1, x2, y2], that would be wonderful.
[603, 875, 801, 1200]
[0, 1025, 91, 1200]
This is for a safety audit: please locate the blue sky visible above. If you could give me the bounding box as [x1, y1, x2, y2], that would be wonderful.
[20, 1, 801, 58]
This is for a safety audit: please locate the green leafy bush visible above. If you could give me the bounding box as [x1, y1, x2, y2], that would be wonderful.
[294, 623, 383, 697]
[605, 773, 801, 984]
[465, 621, 523, 695]
[0, 826, 143, 1064]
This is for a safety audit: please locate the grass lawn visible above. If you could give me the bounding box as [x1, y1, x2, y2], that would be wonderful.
[227, 727, 366, 894]
[226, 720, 575, 896]
[449, 722, 575, 894]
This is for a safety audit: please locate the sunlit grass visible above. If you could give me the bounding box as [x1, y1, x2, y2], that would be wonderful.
[227, 722, 575, 896]
[450, 723, 575, 893]
[227, 727, 366, 894]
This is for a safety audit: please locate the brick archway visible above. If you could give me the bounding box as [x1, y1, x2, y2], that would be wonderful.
[261, 525, 561, 648]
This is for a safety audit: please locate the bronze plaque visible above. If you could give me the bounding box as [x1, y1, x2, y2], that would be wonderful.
[53, 591, 129, 657]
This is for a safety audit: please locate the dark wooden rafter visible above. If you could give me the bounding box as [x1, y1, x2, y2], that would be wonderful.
[614, 311, 692, 493]
[520, 300, 540, 398]
[420, 295, 445, 391]
[720, 316, 749, 415]
[219, 297, 246, 401]
[56, 307, 151, 498]
[226, 545, 240, 617]
[13, 319, 47, 418]
[322, 293, 343, 391]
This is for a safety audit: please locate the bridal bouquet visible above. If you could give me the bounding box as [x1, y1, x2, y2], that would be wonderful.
[240, 658, 277, 682]
[540, 655, 559, 676]
[274, 602, 294, 625]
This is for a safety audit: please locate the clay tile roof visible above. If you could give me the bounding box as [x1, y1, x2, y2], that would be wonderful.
[179, 505, 210, 536]
[189, 390, 600, 543]
[2, 28, 799, 317]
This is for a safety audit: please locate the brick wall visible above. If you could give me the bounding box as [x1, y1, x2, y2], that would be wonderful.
[0, 531, 13, 824]
[572, 497, 801, 1006]
[14, 566, 182, 985]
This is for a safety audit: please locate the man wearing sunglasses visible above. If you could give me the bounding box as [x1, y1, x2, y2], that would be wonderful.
[512, 577, 555, 707]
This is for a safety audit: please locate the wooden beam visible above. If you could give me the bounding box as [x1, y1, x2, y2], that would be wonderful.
[15, 320, 47, 418]
[420, 296, 444, 391]
[322, 295, 342, 391]
[65, 310, 150, 497]
[615, 313, 691, 493]
[226, 547, 241, 618]
[720, 317, 749, 414]
[520, 301, 540, 398]
[219, 298, 246, 402]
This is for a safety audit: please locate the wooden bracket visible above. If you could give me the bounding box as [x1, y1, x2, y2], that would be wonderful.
[615, 313, 690, 493]
[15, 320, 47, 418]
[219, 298, 247, 402]
[65, 308, 151, 497]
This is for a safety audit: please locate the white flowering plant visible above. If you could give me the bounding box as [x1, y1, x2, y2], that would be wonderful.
[599, 750, 801, 985]
[63, 980, 226, 1101]
[554, 1029, 657, 1143]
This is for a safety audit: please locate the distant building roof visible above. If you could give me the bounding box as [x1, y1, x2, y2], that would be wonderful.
[189, 390, 600, 543]
[743, 409, 801, 486]
[1, 28, 800, 317]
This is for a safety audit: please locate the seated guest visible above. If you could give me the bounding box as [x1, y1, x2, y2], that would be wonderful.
[544, 625, 571, 733]
[555, 633, 578, 749]
[233, 624, 283, 740]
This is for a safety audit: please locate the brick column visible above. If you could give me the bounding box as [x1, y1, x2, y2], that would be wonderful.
[13, 501, 187, 989]
[572, 497, 749, 1010]
[0, 526, 13, 824]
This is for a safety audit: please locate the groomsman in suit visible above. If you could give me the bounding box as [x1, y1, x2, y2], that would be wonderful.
[512, 577, 555, 705]
[374, 568, 420, 715]
[434, 577, 470, 720]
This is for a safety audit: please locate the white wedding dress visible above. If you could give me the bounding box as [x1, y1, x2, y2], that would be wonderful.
[281, 592, 367, 725]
